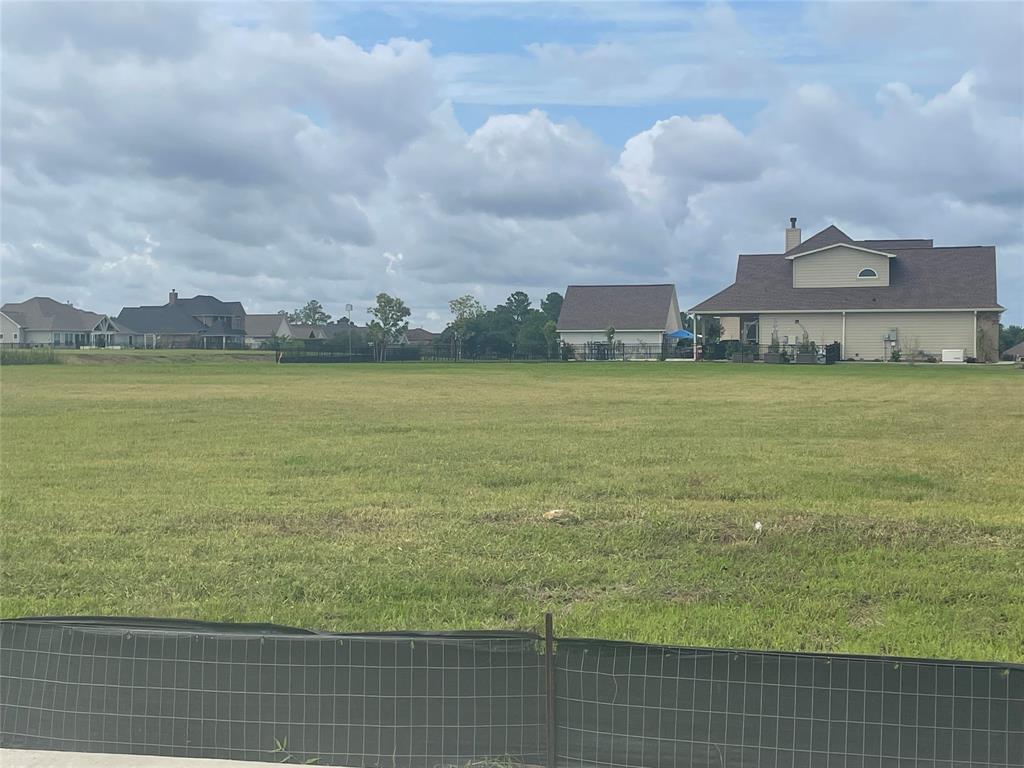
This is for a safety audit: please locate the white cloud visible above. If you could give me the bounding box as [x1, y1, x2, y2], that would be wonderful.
[1, 2, 1021, 327]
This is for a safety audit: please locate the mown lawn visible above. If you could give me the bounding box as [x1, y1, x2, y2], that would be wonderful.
[1, 356, 1021, 661]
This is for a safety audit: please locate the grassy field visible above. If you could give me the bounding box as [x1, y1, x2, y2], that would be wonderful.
[1, 356, 1021, 661]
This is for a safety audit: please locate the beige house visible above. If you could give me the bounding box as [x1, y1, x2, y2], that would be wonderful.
[691, 220, 1003, 362]
[1, 297, 134, 348]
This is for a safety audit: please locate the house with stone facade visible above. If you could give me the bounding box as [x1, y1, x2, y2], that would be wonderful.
[690, 220, 1003, 362]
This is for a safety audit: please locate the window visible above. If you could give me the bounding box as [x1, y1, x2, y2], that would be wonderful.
[858, 268, 878, 278]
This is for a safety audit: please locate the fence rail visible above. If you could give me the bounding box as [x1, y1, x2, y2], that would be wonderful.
[1, 617, 1020, 767]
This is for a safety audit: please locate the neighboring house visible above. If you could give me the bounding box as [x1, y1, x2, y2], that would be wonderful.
[1002, 340, 1024, 362]
[244, 314, 290, 348]
[557, 284, 683, 348]
[244, 315, 331, 347]
[170, 291, 246, 332]
[0, 297, 134, 348]
[0, 310, 24, 346]
[405, 328, 439, 346]
[287, 324, 329, 341]
[117, 291, 247, 348]
[690, 220, 1003, 362]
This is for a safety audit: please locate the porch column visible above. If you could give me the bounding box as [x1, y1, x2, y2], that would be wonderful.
[973, 310, 978, 358]
[841, 312, 846, 359]
[693, 314, 698, 361]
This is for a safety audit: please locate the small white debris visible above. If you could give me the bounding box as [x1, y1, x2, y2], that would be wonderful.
[544, 509, 567, 521]
[754, 521, 763, 532]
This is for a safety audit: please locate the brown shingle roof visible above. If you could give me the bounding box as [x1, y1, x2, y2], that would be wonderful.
[692, 228, 1002, 313]
[557, 284, 678, 331]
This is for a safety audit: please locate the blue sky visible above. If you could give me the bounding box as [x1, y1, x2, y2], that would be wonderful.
[2, 1, 1022, 324]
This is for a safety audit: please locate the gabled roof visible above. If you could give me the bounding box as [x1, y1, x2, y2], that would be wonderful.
[0, 297, 105, 331]
[245, 314, 289, 337]
[557, 284, 679, 331]
[784, 225, 852, 256]
[174, 295, 245, 316]
[116, 305, 209, 334]
[691, 226, 1003, 313]
[1003, 340, 1024, 359]
[786, 242, 896, 261]
[287, 323, 327, 340]
[406, 328, 438, 342]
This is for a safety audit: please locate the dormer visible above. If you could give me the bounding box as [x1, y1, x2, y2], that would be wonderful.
[787, 243, 893, 288]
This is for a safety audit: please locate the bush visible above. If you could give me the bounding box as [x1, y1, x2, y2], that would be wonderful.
[0, 348, 60, 365]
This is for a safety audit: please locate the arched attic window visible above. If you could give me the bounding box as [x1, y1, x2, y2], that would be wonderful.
[858, 268, 878, 278]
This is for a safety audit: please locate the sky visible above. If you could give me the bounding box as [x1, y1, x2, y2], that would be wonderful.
[2, 1, 1022, 327]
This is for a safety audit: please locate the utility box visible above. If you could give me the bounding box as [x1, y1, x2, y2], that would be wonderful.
[941, 349, 965, 363]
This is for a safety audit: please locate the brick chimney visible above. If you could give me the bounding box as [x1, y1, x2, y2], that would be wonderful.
[169, 289, 178, 305]
[785, 217, 801, 252]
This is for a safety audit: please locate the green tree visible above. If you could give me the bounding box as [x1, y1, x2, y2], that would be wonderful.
[289, 300, 331, 325]
[504, 291, 532, 324]
[516, 311, 551, 357]
[999, 324, 1024, 354]
[448, 294, 486, 359]
[541, 292, 563, 321]
[543, 320, 560, 358]
[367, 293, 411, 361]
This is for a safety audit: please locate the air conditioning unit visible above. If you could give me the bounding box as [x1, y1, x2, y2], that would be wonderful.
[941, 349, 964, 363]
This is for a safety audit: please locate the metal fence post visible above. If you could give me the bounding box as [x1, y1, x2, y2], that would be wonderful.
[545, 612, 557, 768]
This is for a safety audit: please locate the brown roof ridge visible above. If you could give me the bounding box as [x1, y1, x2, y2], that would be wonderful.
[565, 282, 676, 288]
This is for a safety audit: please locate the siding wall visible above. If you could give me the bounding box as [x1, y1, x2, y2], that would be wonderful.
[0, 314, 22, 345]
[756, 311, 977, 359]
[792, 246, 890, 287]
[560, 330, 666, 346]
[844, 312, 974, 360]
[758, 313, 844, 347]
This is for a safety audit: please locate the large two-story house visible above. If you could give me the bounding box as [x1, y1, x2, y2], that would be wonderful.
[690, 220, 1003, 362]
[117, 291, 247, 348]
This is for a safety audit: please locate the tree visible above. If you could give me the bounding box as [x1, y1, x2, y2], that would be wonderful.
[1000, 324, 1024, 354]
[448, 294, 486, 359]
[516, 311, 551, 357]
[605, 326, 616, 346]
[541, 292, 563, 322]
[289, 300, 331, 325]
[504, 291, 532, 324]
[367, 293, 410, 361]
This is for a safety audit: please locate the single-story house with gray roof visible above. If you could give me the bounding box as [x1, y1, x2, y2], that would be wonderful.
[1, 297, 134, 348]
[690, 220, 1003, 362]
[557, 284, 682, 351]
[1002, 340, 1024, 362]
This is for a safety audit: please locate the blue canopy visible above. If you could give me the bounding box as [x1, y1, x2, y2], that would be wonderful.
[665, 329, 694, 340]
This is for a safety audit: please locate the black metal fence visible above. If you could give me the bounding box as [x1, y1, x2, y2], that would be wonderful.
[1, 617, 1020, 767]
[278, 341, 701, 363]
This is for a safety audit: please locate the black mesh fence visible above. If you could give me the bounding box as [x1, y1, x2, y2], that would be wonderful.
[0, 618, 546, 766]
[1, 617, 1021, 767]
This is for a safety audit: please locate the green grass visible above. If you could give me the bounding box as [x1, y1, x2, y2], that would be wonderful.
[1, 358, 1022, 661]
